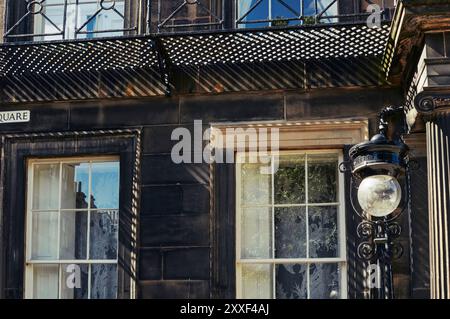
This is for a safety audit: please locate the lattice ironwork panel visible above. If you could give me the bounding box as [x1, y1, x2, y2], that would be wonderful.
[0, 22, 391, 102]
[160, 24, 390, 66]
[2, 67, 168, 102]
[174, 55, 386, 94]
[0, 37, 158, 76]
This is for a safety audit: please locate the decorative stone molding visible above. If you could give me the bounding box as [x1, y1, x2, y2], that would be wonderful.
[414, 91, 450, 115]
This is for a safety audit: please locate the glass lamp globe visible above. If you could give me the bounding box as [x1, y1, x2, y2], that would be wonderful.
[357, 175, 402, 217]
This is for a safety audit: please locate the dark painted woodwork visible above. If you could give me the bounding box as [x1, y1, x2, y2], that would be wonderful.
[0, 132, 138, 299]
[343, 145, 366, 299]
[211, 162, 236, 299]
[409, 157, 430, 298]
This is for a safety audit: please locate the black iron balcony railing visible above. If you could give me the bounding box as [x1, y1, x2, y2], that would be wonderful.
[3, 0, 396, 42]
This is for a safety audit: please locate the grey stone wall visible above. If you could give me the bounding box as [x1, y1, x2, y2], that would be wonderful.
[0, 86, 406, 298]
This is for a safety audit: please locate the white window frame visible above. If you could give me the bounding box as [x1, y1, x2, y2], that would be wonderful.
[235, 149, 347, 299]
[24, 155, 120, 299]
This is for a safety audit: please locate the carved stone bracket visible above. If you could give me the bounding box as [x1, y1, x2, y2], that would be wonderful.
[414, 91, 450, 115]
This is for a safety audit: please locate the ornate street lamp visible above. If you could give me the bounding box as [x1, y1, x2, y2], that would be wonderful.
[341, 106, 411, 299]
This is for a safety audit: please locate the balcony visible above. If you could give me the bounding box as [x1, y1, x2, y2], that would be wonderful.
[3, 0, 396, 42]
[0, 1, 397, 103]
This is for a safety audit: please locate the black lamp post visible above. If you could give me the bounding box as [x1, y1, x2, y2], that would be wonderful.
[342, 106, 411, 299]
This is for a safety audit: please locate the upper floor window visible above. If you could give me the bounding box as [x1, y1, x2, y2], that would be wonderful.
[236, 151, 347, 299]
[35, 0, 126, 41]
[236, 0, 338, 28]
[155, 0, 224, 33]
[4, 0, 132, 41]
[25, 157, 120, 299]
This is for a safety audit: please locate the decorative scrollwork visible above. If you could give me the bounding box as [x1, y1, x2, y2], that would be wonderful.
[358, 242, 376, 260]
[100, 0, 116, 11]
[417, 96, 435, 113]
[391, 242, 404, 260]
[387, 223, 402, 239]
[27, 1, 44, 15]
[338, 161, 350, 173]
[407, 159, 420, 171]
[357, 221, 375, 239]
[414, 92, 450, 114]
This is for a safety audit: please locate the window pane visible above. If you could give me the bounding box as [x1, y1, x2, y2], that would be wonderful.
[91, 264, 118, 299]
[241, 207, 272, 259]
[90, 210, 119, 260]
[60, 212, 88, 260]
[275, 207, 306, 258]
[241, 264, 272, 299]
[91, 162, 120, 209]
[34, 5, 65, 40]
[274, 155, 305, 204]
[238, 0, 270, 28]
[276, 264, 307, 299]
[241, 162, 271, 205]
[308, 154, 338, 203]
[76, 1, 125, 39]
[309, 263, 340, 299]
[272, 0, 300, 26]
[33, 164, 60, 210]
[32, 212, 58, 260]
[309, 206, 339, 258]
[33, 265, 59, 299]
[60, 264, 89, 299]
[61, 163, 89, 210]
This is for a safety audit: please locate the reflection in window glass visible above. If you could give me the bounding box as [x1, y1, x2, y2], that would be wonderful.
[309, 263, 340, 299]
[59, 211, 88, 260]
[26, 158, 120, 299]
[91, 162, 120, 209]
[274, 155, 305, 204]
[308, 154, 338, 203]
[33, 0, 126, 41]
[60, 264, 89, 299]
[91, 264, 118, 299]
[309, 206, 338, 258]
[276, 264, 307, 299]
[89, 210, 119, 260]
[61, 163, 89, 210]
[237, 0, 338, 27]
[237, 151, 345, 299]
[275, 207, 306, 258]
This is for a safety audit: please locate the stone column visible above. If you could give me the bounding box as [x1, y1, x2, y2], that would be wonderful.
[415, 93, 450, 299]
